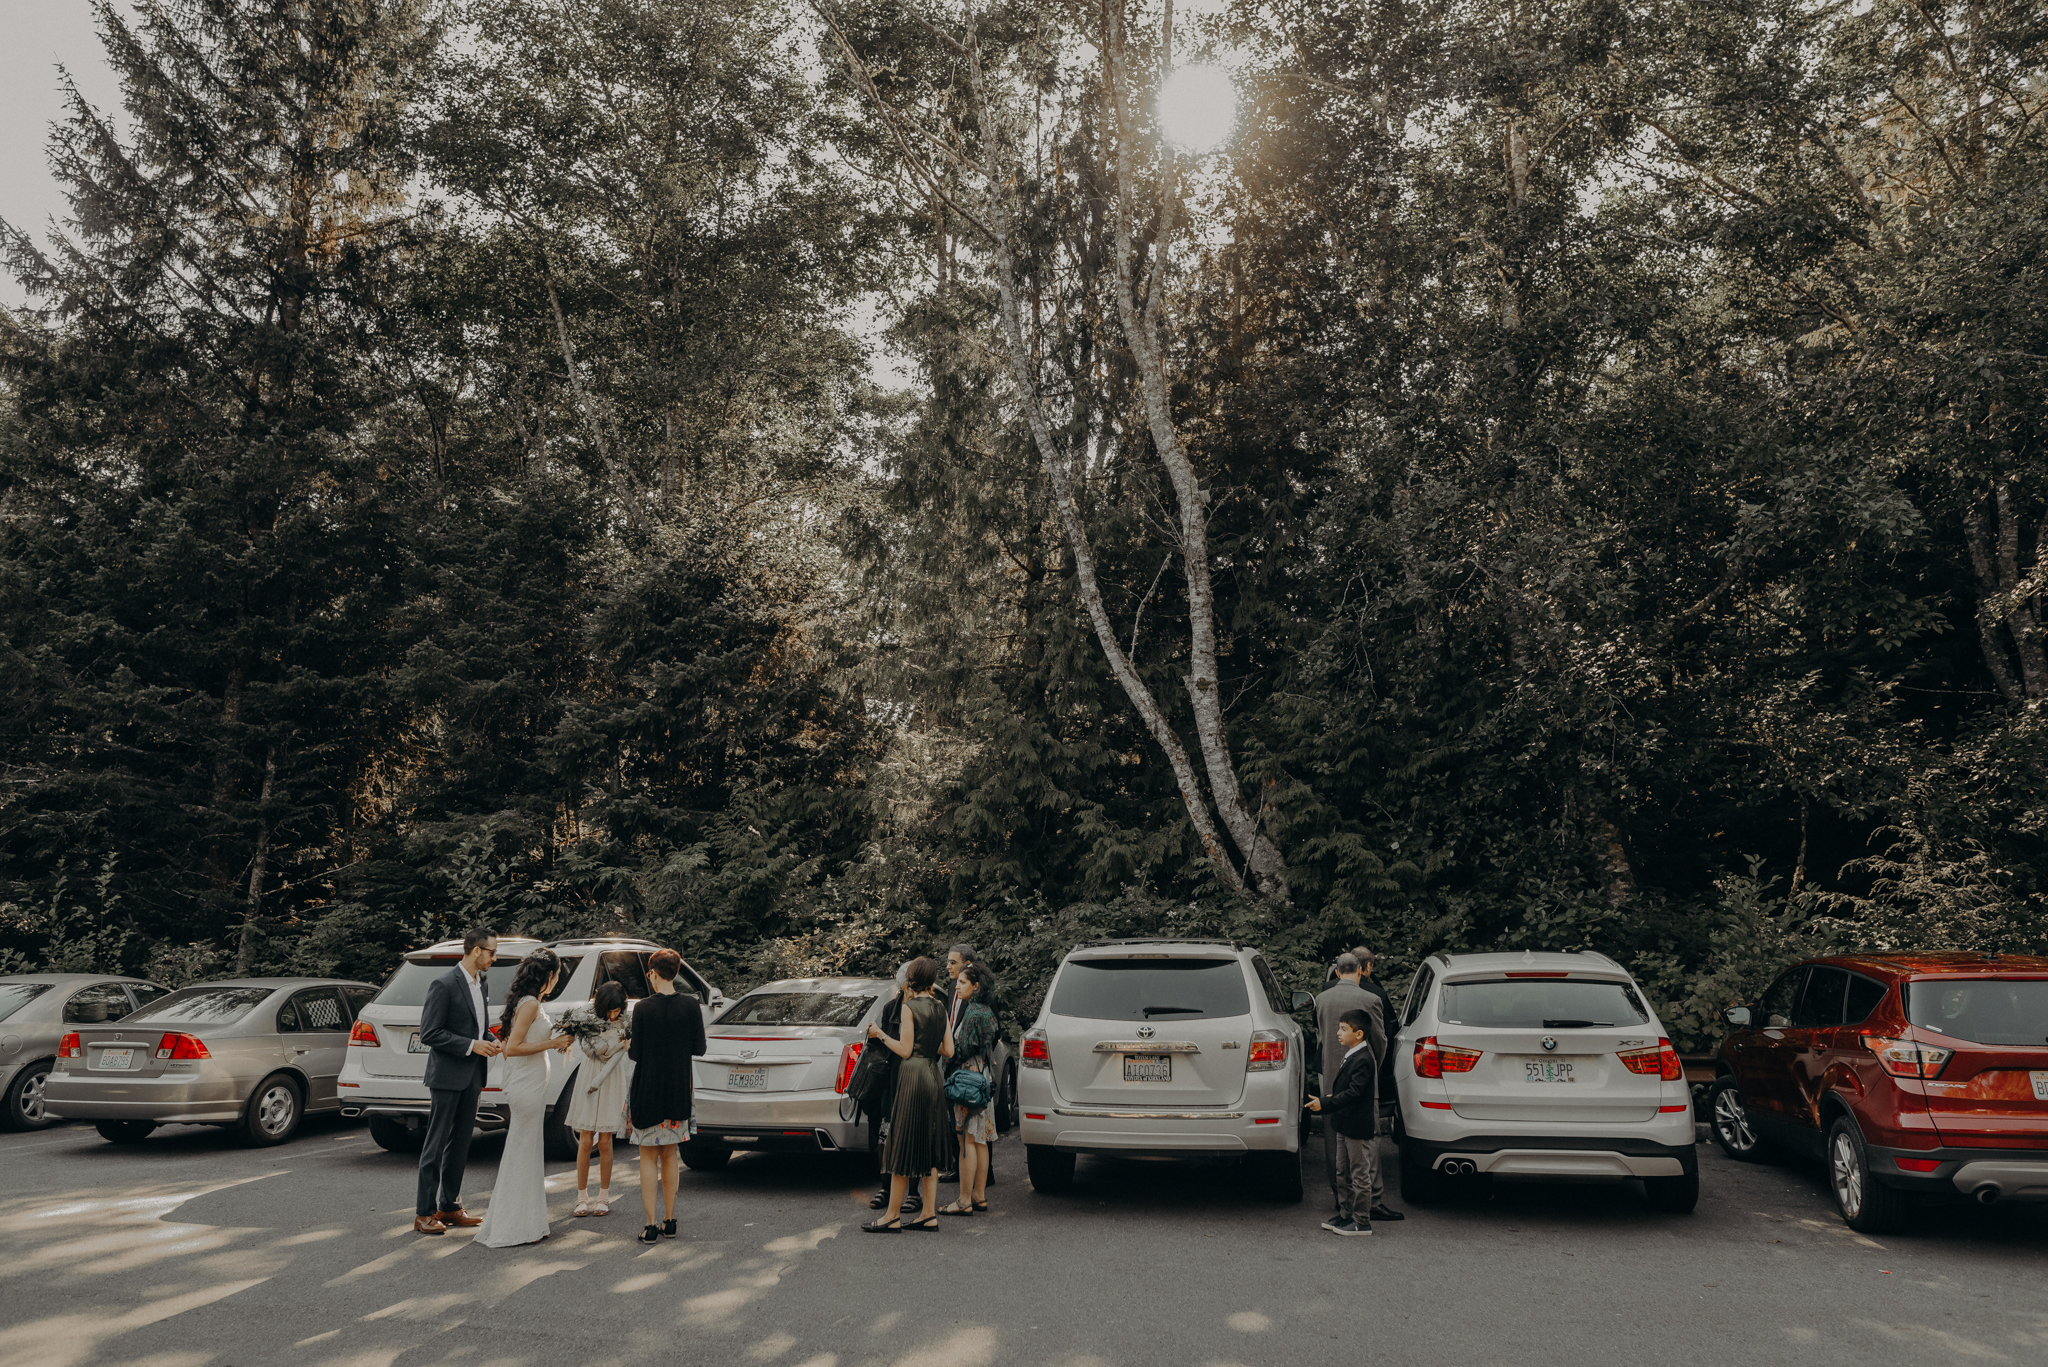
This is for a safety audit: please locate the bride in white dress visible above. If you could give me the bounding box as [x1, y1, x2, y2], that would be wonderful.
[476, 949, 573, 1248]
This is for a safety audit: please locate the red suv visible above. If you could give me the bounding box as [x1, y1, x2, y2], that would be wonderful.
[1707, 952, 2048, 1232]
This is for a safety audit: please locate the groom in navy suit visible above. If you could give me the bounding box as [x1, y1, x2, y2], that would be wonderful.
[413, 926, 502, 1235]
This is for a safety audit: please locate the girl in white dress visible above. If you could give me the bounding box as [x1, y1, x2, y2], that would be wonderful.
[567, 981, 633, 1216]
[475, 949, 573, 1249]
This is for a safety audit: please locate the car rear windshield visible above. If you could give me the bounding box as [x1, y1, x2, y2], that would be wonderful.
[1048, 958, 1251, 1022]
[1438, 978, 1650, 1029]
[715, 990, 878, 1027]
[0, 982, 53, 1023]
[131, 986, 276, 1026]
[373, 959, 560, 1010]
[1904, 978, 2048, 1047]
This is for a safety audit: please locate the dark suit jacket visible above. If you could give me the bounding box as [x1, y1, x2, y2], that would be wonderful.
[1314, 1046, 1378, 1140]
[419, 965, 489, 1092]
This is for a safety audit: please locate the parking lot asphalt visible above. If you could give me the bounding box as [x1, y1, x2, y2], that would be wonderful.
[0, 1118, 2042, 1367]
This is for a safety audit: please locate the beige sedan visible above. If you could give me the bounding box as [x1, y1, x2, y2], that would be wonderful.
[43, 977, 376, 1145]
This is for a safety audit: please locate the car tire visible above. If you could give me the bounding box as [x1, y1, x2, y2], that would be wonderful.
[994, 1063, 1018, 1133]
[1398, 1141, 1451, 1205]
[1643, 1169, 1700, 1213]
[2, 1059, 56, 1131]
[541, 1064, 580, 1161]
[242, 1073, 303, 1146]
[680, 1142, 731, 1172]
[1828, 1116, 1912, 1234]
[1025, 1143, 1075, 1194]
[95, 1119, 156, 1144]
[368, 1116, 423, 1153]
[1707, 1077, 1769, 1162]
[1250, 1150, 1304, 1203]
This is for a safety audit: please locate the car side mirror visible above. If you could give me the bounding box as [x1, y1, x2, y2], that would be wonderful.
[1723, 1006, 1751, 1027]
[1292, 991, 1315, 1012]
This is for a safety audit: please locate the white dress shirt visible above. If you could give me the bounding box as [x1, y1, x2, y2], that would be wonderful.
[1342, 1040, 1371, 1064]
[463, 966, 489, 1054]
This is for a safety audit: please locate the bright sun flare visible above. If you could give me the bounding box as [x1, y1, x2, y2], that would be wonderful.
[1156, 64, 1237, 153]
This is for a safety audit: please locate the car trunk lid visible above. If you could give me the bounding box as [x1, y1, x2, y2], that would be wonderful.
[1907, 976, 2048, 1145]
[1432, 973, 1664, 1124]
[1043, 954, 1256, 1108]
[698, 1026, 848, 1094]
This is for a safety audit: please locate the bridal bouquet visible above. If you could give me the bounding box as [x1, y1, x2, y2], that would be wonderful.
[552, 1007, 628, 1044]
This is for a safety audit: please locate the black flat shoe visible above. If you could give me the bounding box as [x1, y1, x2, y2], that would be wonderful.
[937, 1203, 974, 1217]
[901, 1196, 922, 1215]
[1368, 1205, 1405, 1222]
[868, 1191, 888, 1211]
[638, 1224, 660, 1244]
[861, 1218, 903, 1233]
[905, 1216, 940, 1231]
[971, 1200, 988, 1211]
[661, 1218, 678, 1238]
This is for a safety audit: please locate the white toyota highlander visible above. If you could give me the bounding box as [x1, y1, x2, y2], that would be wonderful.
[1018, 938, 1309, 1201]
[1393, 950, 1699, 1211]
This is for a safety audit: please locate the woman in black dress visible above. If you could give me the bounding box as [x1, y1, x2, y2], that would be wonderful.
[627, 948, 705, 1245]
[863, 956, 955, 1232]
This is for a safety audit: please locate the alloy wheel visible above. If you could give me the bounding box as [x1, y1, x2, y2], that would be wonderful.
[21, 1069, 48, 1124]
[257, 1083, 297, 1136]
[1830, 1130, 1863, 1220]
[1713, 1086, 1755, 1150]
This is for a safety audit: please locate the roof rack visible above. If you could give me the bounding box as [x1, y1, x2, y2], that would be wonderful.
[1073, 937, 1240, 949]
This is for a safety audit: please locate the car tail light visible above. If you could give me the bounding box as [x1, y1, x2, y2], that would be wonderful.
[1894, 1157, 1942, 1173]
[154, 1033, 211, 1061]
[348, 1020, 380, 1047]
[1861, 1035, 1951, 1079]
[57, 1032, 83, 1059]
[1617, 1038, 1684, 1081]
[1247, 1030, 1288, 1071]
[1413, 1037, 1481, 1078]
[1021, 1029, 1050, 1069]
[834, 1042, 863, 1094]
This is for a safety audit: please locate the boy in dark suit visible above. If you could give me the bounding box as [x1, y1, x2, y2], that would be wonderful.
[1305, 1008, 1378, 1236]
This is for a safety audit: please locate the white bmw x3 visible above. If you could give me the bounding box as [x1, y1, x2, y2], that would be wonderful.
[1394, 950, 1699, 1212]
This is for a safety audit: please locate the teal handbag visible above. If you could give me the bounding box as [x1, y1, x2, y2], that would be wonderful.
[944, 1057, 992, 1108]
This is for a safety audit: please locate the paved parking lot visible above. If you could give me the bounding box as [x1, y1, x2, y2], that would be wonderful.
[0, 1118, 2042, 1367]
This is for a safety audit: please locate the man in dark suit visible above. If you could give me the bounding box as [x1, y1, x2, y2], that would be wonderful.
[413, 926, 501, 1235]
[1305, 1008, 1379, 1235]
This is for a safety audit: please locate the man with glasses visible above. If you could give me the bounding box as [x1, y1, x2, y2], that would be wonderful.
[413, 926, 502, 1235]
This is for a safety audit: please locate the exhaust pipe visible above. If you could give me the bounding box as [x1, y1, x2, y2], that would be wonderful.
[1974, 1184, 2001, 1205]
[1441, 1158, 1476, 1176]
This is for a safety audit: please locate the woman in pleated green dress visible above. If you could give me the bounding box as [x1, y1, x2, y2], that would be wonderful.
[863, 956, 955, 1232]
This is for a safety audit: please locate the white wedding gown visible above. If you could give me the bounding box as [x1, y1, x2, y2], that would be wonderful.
[476, 997, 553, 1248]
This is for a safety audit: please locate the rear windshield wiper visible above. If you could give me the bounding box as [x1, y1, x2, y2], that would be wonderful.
[1541, 1019, 1613, 1028]
[1141, 1005, 1204, 1016]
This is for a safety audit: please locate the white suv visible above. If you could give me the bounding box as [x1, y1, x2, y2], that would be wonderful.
[338, 936, 725, 1160]
[1393, 950, 1698, 1211]
[1018, 938, 1309, 1201]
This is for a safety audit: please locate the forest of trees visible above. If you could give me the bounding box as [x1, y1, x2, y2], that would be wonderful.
[2, 0, 2043, 1048]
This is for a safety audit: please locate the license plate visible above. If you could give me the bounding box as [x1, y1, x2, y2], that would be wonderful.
[99, 1048, 135, 1070]
[727, 1067, 767, 1090]
[1523, 1060, 1577, 1084]
[1124, 1055, 1171, 1083]
[407, 1032, 429, 1054]
[2032, 1071, 2048, 1102]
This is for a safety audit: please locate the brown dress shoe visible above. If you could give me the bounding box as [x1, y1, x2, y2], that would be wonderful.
[437, 1207, 483, 1227]
[413, 1215, 447, 1235]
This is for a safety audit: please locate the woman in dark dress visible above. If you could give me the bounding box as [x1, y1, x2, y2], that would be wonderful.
[863, 956, 955, 1232]
[627, 948, 705, 1245]
[866, 962, 912, 1213]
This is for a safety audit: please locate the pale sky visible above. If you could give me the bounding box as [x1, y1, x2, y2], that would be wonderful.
[2, 1, 126, 307]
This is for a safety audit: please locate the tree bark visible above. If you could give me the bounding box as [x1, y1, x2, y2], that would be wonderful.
[235, 743, 278, 977]
[1100, 4, 1288, 898]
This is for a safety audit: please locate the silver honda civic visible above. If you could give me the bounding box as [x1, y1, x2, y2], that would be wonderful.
[1, 975, 173, 1129]
[42, 977, 376, 1146]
